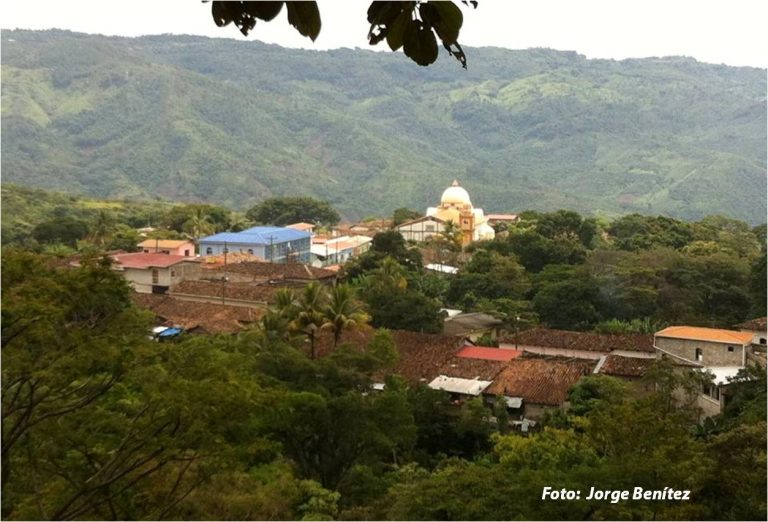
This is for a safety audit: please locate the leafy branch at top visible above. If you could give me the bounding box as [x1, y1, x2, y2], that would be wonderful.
[209, 1, 477, 68]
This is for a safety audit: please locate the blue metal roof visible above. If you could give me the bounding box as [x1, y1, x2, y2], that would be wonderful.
[200, 226, 310, 245]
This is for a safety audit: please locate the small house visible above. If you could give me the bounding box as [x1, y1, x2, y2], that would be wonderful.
[111, 253, 201, 294]
[137, 239, 195, 257]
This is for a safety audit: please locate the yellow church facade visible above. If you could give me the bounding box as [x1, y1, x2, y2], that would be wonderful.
[426, 180, 495, 246]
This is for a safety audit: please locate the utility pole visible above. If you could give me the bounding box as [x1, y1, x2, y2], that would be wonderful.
[514, 315, 520, 350]
[222, 241, 228, 305]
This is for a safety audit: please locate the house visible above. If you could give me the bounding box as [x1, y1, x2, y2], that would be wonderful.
[137, 239, 195, 257]
[396, 216, 446, 243]
[286, 222, 316, 235]
[131, 293, 263, 335]
[485, 214, 520, 227]
[654, 326, 753, 367]
[593, 354, 656, 392]
[310, 235, 372, 267]
[346, 219, 393, 237]
[110, 253, 201, 294]
[484, 356, 596, 419]
[443, 312, 503, 340]
[499, 327, 656, 360]
[170, 280, 277, 308]
[203, 260, 337, 286]
[735, 317, 767, 347]
[654, 326, 755, 417]
[199, 226, 311, 264]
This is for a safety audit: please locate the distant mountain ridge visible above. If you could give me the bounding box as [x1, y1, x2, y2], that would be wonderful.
[1, 29, 765, 223]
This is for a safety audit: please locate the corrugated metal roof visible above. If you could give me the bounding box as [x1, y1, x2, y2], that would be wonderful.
[703, 366, 744, 385]
[426, 263, 459, 274]
[428, 375, 492, 396]
[200, 227, 310, 245]
[655, 326, 753, 344]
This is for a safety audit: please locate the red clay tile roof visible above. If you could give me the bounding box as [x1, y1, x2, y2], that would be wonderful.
[485, 356, 595, 406]
[131, 293, 263, 334]
[655, 326, 753, 345]
[206, 261, 337, 281]
[500, 328, 654, 353]
[112, 252, 197, 269]
[735, 317, 767, 332]
[171, 280, 278, 303]
[456, 346, 522, 361]
[598, 355, 655, 378]
[313, 327, 464, 383]
[437, 356, 508, 381]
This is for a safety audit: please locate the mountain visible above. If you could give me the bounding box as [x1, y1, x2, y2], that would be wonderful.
[2, 29, 765, 223]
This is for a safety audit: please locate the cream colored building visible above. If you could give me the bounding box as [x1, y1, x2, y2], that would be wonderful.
[425, 180, 495, 246]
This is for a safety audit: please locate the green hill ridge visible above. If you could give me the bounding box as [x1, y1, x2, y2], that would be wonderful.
[1, 29, 765, 223]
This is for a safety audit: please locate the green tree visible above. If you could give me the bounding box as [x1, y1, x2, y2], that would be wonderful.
[322, 284, 370, 347]
[164, 204, 231, 234]
[392, 207, 422, 226]
[532, 266, 601, 330]
[87, 210, 115, 248]
[31, 217, 89, 247]
[182, 207, 217, 246]
[246, 197, 340, 227]
[290, 282, 328, 359]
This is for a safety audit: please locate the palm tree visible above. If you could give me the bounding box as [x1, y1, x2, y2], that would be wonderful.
[322, 284, 370, 347]
[273, 288, 298, 318]
[89, 210, 114, 248]
[371, 256, 408, 292]
[289, 282, 326, 359]
[182, 208, 216, 249]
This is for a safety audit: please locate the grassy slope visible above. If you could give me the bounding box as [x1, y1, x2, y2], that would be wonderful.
[1, 30, 765, 223]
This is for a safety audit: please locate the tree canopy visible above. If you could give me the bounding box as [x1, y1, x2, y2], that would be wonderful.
[245, 196, 340, 227]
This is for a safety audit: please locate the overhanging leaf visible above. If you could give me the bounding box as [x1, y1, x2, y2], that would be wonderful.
[403, 20, 438, 66]
[432, 1, 463, 45]
[247, 1, 285, 22]
[386, 10, 410, 51]
[286, 1, 322, 42]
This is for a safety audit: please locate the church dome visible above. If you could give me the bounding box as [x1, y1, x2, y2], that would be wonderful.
[440, 180, 472, 206]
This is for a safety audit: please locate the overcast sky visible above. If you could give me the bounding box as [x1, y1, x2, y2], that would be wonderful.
[2, 0, 766, 68]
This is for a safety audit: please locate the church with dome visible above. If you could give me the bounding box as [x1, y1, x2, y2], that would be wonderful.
[396, 180, 495, 246]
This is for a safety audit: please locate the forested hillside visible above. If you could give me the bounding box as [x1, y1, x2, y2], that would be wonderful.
[2, 29, 765, 222]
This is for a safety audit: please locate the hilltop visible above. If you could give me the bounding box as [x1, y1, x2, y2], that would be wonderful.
[1, 29, 765, 223]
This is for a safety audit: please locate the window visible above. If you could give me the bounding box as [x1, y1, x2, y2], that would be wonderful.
[425, 224, 435, 232]
[184, 249, 190, 256]
[760, 338, 766, 345]
[727, 346, 734, 352]
[695, 348, 703, 362]
[247, 249, 254, 255]
[152, 269, 159, 284]
[206, 247, 213, 255]
[170, 269, 176, 277]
